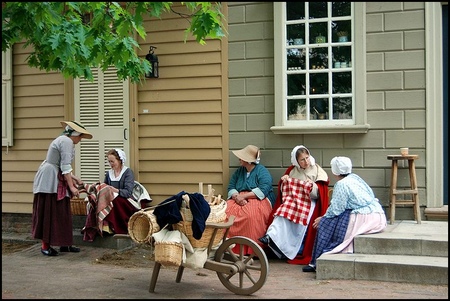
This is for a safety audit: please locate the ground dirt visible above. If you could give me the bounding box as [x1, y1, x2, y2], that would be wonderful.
[2, 242, 33, 254]
[93, 243, 155, 268]
[2, 240, 448, 299]
[2, 241, 155, 268]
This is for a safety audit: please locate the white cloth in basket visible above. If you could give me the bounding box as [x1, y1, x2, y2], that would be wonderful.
[152, 229, 194, 263]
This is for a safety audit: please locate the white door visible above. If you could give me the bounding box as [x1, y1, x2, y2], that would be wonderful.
[74, 67, 130, 184]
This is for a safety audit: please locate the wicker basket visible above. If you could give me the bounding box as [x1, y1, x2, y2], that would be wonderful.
[128, 209, 160, 244]
[173, 210, 226, 248]
[70, 198, 87, 215]
[154, 241, 183, 267]
[207, 198, 227, 223]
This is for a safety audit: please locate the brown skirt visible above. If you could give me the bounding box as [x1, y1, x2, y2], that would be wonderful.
[31, 193, 74, 246]
[103, 196, 139, 235]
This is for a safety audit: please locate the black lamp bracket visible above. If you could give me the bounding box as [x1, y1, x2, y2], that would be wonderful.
[145, 45, 159, 78]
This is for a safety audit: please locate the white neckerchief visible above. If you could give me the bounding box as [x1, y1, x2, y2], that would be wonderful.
[108, 166, 128, 181]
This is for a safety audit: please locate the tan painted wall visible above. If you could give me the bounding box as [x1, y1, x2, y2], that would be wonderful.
[2, 40, 66, 213]
[1, 3, 229, 213]
[134, 3, 229, 203]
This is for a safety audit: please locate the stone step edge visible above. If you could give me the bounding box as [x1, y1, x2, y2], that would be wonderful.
[317, 253, 448, 267]
[354, 236, 448, 257]
[316, 253, 448, 285]
[355, 233, 448, 242]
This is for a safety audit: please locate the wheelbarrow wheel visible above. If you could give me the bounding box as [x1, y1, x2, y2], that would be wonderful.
[213, 236, 269, 295]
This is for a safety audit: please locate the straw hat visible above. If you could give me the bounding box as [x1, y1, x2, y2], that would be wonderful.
[60, 121, 93, 139]
[232, 145, 260, 164]
[330, 156, 352, 175]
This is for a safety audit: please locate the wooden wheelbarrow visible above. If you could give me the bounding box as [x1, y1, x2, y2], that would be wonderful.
[116, 215, 269, 295]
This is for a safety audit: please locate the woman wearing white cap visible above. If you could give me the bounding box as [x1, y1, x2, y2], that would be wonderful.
[259, 145, 329, 263]
[101, 148, 139, 235]
[302, 156, 387, 272]
[81, 149, 152, 241]
[31, 120, 93, 256]
[226, 145, 276, 255]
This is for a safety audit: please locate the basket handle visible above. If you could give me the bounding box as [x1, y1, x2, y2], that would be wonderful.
[178, 211, 189, 232]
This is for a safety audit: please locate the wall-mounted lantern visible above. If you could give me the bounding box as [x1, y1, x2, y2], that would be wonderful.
[145, 46, 159, 78]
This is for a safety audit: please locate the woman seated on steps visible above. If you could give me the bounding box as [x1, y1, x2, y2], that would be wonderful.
[259, 145, 329, 264]
[302, 156, 387, 272]
[82, 149, 151, 241]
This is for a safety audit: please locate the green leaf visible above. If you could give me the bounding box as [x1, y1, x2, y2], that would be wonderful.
[2, 2, 226, 83]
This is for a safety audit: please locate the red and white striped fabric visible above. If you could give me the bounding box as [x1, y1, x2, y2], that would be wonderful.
[225, 193, 273, 255]
[83, 183, 115, 231]
[274, 178, 313, 225]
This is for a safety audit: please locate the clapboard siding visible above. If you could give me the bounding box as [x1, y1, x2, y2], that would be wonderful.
[1, 3, 229, 212]
[135, 4, 228, 203]
[140, 87, 222, 99]
[2, 36, 67, 212]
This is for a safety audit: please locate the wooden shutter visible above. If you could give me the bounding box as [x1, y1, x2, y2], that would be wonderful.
[2, 48, 13, 147]
[74, 67, 129, 184]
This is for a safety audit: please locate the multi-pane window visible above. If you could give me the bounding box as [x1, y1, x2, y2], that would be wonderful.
[273, 2, 368, 134]
[286, 2, 352, 122]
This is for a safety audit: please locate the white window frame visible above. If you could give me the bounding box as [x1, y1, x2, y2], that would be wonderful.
[271, 2, 370, 134]
[425, 2, 445, 208]
[2, 47, 13, 147]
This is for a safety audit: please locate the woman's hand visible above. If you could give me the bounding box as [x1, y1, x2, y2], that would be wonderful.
[312, 216, 323, 229]
[71, 175, 84, 186]
[233, 194, 248, 206]
[281, 175, 289, 182]
[70, 186, 80, 198]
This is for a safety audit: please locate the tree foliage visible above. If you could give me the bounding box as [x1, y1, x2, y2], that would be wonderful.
[2, 2, 225, 83]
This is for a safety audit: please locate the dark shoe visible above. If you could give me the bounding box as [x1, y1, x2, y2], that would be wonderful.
[59, 246, 80, 253]
[302, 265, 316, 272]
[41, 247, 59, 256]
[258, 234, 269, 245]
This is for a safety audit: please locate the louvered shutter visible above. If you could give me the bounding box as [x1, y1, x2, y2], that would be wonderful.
[2, 47, 13, 147]
[74, 67, 129, 184]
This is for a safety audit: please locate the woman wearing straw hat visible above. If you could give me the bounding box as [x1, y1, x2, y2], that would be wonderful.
[31, 120, 93, 256]
[226, 145, 276, 255]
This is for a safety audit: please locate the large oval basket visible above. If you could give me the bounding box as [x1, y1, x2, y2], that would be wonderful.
[173, 199, 227, 248]
[128, 209, 160, 244]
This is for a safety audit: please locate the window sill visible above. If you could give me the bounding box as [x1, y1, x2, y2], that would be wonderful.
[270, 124, 370, 135]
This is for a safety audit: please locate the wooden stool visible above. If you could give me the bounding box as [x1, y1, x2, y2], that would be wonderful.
[387, 155, 421, 224]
